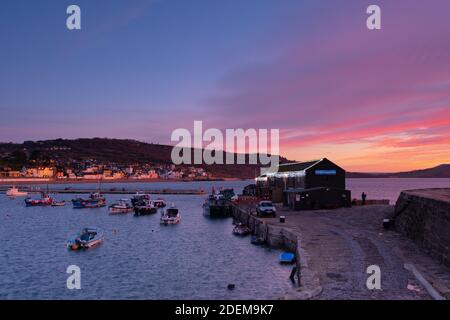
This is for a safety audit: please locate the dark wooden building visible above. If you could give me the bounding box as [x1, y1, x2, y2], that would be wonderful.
[256, 158, 351, 210]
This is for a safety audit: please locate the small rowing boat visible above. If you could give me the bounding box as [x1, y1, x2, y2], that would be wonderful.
[67, 227, 104, 250]
[251, 236, 265, 245]
[232, 223, 251, 236]
[51, 200, 66, 207]
[279, 252, 296, 264]
[152, 199, 166, 208]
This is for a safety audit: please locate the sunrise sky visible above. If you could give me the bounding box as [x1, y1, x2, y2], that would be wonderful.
[1, 0, 449, 172]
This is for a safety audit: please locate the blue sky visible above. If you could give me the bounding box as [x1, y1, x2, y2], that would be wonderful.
[1, 0, 289, 141]
[1, 0, 450, 171]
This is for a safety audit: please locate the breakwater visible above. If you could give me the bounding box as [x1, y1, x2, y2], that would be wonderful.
[394, 189, 450, 268]
[0, 186, 205, 195]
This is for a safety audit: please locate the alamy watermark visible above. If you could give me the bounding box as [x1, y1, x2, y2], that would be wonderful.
[66, 265, 81, 290]
[171, 121, 279, 175]
[66, 5, 81, 30]
[65, 4, 381, 31]
[367, 5, 382, 30]
[366, 265, 381, 290]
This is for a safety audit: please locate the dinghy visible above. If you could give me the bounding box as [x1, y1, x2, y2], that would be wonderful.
[232, 223, 251, 236]
[279, 252, 296, 264]
[51, 200, 66, 207]
[67, 227, 104, 250]
[251, 236, 265, 245]
[152, 199, 166, 208]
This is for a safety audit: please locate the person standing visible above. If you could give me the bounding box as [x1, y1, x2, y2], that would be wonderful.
[362, 192, 367, 205]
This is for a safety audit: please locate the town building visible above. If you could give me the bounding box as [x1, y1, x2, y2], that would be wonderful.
[256, 158, 351, 210]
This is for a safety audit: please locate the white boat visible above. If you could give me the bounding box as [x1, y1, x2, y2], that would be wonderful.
[232, 223, 251, 236]
[160, 205, 181, 225]
[6, 186, 28, 197]
[152, 199, 166, 208]
[109, 199, 133, 214]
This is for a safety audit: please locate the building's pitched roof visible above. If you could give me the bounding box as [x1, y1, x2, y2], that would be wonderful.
[277, 159, 323, 173]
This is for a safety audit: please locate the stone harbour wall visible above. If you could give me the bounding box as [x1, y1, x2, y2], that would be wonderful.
[394, 189, 450, 268]
[231, 205, 297, 251]
[231, 204, 323, 299]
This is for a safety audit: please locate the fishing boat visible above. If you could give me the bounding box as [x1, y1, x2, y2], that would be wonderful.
[160, 205, 181, 225]
[109, 199, 133, 214]
[24, 192, 53, 207]
[232, 223, 251, 236]
[67, 227, 104, 250]
[72, 192, 106, 209]
[152, 199, 166, 208]
[6, 186, 28, 197]
[131, 192, 150, 207]
[134, 199, 157, 216]
[51, 200, 66, 207]
[279, 252, 296, 264]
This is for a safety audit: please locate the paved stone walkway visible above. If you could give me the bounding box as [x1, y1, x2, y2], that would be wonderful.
[266, 205, 450, 299]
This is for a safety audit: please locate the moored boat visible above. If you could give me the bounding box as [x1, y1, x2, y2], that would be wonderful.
[251, 235, 265, 246]
[24, 193, 53, 207]
[160, 205, 181, 225]
[134, 200, 157, 216]
[232, 223, 251, 236]
[131, 192, 150, 207]
[279, 252, 296, 264]
[152, 199, 166, 208]
[51, 200, 66, 207]
[109, 199, 133, 214]
[6, 186, 28, 197]
[72, 192, 106, 209]
[67, 227, 104, 250]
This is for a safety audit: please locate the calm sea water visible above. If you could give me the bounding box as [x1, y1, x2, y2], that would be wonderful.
[0, 180, 293, 300]
[347, 178, 450, 204]
[0, 178, 448, 299]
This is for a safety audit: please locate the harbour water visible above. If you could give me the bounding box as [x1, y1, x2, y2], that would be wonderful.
[0, 178, 449, 299]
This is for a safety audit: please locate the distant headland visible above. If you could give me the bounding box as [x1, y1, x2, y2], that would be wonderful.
[0, 138, 448, 180]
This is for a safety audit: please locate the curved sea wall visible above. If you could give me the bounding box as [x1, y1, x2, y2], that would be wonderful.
[394, 189, 450, 268]
[231, 205, 322, 299]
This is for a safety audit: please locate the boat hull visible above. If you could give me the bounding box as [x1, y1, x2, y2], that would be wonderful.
[72, 199, 106, 209]
[134, 206, 157, 216]
[7, 192, 28, 197]
[25, 198, 53, 207]
[279, 252, 296, 264]
[160, 217, 181, 225]
[52, 201, 66, 207]
[232, 225, 251, 236]
[109, 207, 133, 214]
[67, 228, 104, 250]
